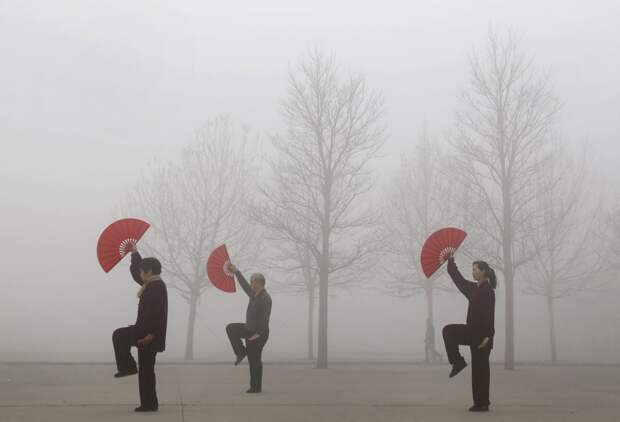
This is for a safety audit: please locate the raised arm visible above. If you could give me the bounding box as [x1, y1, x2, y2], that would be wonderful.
[234, 270, 253, 298]
[130, 251, 144, 286]
[446, 257, 477, 300]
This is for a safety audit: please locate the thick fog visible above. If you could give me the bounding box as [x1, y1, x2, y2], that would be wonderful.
[1, 1, 619, 364]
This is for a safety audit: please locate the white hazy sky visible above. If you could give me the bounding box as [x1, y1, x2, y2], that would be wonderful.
[0, 1, 619, 362]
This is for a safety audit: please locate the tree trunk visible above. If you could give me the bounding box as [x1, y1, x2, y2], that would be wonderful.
[184, 292, 199, 361]
[503, 188, 516, 370]
[317, 182, 331, 369]
[547, 294, 558, 363]
[424, 284, 435, 362]
[308, 285, 315, 361]
[317, 250, 329, 368]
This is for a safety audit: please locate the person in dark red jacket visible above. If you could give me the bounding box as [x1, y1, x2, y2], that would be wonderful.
[112, 244, 168, 412]
[442, 256, 496, 412]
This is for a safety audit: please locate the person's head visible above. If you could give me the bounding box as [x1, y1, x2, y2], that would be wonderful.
[250, 273, 266, 294]
[139, 257, 162, 283]
[472, 261, 497, 289]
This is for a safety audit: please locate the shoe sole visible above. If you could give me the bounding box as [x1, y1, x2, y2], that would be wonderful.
[114, 372, 138, 378]
[449, 363, 467, 378]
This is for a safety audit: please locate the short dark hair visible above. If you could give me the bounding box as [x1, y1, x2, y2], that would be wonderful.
[140, 257, 162, 275]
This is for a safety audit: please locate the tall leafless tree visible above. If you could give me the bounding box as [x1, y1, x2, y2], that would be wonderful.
[253, 49, 386, 368]
[381, 124, 455, 360]
[521, 141, 607, 363]
[261, 232, 320, 361]
[126, 116, 261, 360]
[449, 30, 562, 369]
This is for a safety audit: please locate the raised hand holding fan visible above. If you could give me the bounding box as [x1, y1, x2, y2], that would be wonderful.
[207, 244, 236, 293]
[420, 227, 467, 278]
[97, 218, 150, 273]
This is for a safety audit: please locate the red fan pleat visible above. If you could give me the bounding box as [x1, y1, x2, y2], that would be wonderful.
[97, 218, 150, 273]
[207, 244, 236, 293]
[420, 227, 467, 278]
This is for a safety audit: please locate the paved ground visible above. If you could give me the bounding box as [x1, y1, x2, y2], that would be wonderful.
[1, 363, 619, 421]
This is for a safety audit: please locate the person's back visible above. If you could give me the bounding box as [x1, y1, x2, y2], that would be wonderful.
[246, 288, 272, 337]
[134, 278, 168, 352]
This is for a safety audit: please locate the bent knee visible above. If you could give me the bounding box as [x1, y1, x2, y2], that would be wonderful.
[112, 328, 122, 341]
[442, 324, 457, 337]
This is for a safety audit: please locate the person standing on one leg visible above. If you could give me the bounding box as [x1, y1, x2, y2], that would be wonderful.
[112, 244, 168, 412]
[225, 263, 272, 394]
[442, 256, 496, 412]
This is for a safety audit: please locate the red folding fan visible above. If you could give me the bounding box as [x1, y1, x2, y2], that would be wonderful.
[207, 244, 236, 293]
[420, 227, 467, 278]
[97, 218, 150, 273]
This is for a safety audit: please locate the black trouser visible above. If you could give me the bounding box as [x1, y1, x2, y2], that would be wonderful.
[112, 326, 159, 408]
[442, 324, 491, 407]
[226, 323, 269, 391]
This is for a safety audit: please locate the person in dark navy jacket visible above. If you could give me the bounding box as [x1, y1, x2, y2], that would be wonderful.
[112, 244, 168, 412]
[442, 256, 496, 412]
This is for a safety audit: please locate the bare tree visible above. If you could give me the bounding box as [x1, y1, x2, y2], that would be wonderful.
[449, 30, 562, 369]
[521, 141, 607, 363]
[126, 116, 262, 360]
[264, 239, 319, 361]
[253, 49, 386, 368]
[381, 124, 455, 361]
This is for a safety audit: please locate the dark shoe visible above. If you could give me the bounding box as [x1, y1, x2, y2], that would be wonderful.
[114, 368, 137, 378]
[469, 405, 489, 412]
[234, 351, 247, 366]
[449, 360, 467, 378]
[134, 406, 158, 412]
[246, 388, 261, 394]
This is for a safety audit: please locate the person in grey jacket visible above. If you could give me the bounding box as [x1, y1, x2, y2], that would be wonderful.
[225, 263, 272, 393]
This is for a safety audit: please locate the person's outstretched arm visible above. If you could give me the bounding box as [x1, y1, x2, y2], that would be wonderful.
[129, 248, 143, 286]
[446, 257, 476, 299]
[228, 264, 252, 298]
